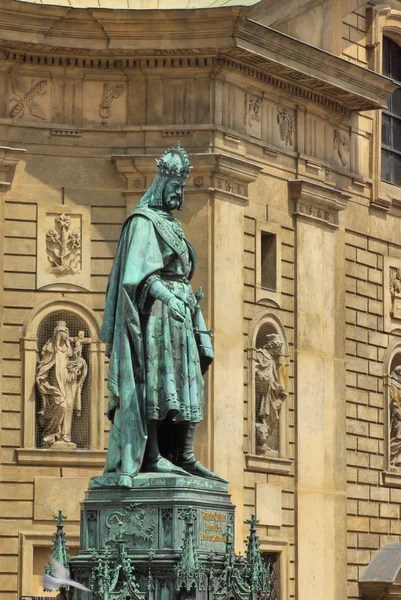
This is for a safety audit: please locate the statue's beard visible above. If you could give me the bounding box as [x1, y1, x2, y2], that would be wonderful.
[165, 194, 181, 211]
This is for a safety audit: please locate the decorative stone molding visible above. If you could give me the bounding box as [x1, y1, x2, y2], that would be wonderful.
[16, 448, 106, 467]
[289, 179, 350, 230]
[37, 204, 91, 291]
[20, 299, 105, 456]
[245, 454, 293, 476]
[51, 128, 82, 137]
[263, 147, 279, 158]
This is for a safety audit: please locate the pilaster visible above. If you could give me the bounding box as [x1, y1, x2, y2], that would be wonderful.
[0, 146, 25, 453]
[113, 152, 262, 550]
[289, 179, 350, 600]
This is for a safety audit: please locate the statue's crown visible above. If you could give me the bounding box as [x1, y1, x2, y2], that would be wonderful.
[156, 141, 192, 179]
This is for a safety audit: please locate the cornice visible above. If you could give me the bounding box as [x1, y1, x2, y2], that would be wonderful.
[113, 152, 262, 207]
[289, 179, 350, 229]
[0, 145, 26, 191]
[0, 0, 395, 113]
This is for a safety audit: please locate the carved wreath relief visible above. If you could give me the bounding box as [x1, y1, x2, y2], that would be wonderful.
[36, 322, 89, 448]
[46, 213, 81, 275]
[255, 333, 287, 455]
[277, 107, 294, 146]
[9, 76, 48, 120]
[333, 129, 350, 167]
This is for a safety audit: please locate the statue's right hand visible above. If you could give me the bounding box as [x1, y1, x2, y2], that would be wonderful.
[167, 297, 186, 322]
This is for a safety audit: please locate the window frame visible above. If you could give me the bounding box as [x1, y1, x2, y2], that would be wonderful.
[255, 221, 282, 306]
[367, 6, 401, 209]
[381, 36, 401, 187]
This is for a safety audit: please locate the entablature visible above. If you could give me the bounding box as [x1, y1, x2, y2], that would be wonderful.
[0, 0, 396, 115]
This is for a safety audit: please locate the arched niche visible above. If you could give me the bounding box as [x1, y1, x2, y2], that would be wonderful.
[383, 340, 401, 472]
[246, 310, 290, 467]
[20, 299, 105, 453]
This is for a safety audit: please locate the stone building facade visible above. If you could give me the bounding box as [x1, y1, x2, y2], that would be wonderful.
[0, 1, 401, 599]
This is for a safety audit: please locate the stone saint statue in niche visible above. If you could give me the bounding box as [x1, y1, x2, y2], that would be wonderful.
[96, 142, 226, 488]
[36, 321, 88, 448]
[390, 365, 401, 467]
[255, 333, 287, 455]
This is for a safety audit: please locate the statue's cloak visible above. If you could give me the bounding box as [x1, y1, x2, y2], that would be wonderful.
[99, 207, 198, 478]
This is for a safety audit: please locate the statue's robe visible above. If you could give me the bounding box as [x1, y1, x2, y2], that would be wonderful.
[100, 207, 213, 478]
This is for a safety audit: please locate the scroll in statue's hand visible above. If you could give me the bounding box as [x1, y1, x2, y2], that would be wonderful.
[167, 296, 186, 322]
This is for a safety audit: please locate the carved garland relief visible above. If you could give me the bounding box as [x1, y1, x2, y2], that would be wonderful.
[37, 205, 91, 291]
[277, 107, 294, 146]
[46, 213, 81, 274]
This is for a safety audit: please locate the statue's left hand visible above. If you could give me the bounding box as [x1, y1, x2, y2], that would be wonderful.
[167, 297, 186, 322]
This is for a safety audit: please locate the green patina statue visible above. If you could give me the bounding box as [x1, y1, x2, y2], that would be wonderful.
[99, 142, 225, 488]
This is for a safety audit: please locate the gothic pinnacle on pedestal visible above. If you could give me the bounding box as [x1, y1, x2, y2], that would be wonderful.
[43, 510, 69, 593]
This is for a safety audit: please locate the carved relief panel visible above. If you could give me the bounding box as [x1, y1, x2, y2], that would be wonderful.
[37, 204, 91, 291]
[384, 256, 401, 333]
[246, 94, 262, 139]
[276, 107, 294, 147]
[333, 129, 350, 168]
[82, 80, 127, 125]
[8, 74, 51, 122]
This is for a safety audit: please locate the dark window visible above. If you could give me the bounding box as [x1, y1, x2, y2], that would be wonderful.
[261, 232, 277, 291]
[382, 36, 401, 187]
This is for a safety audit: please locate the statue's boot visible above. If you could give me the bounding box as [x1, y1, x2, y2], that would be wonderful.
[175, 422, 229, 483]
[142, 421, 190, 476]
